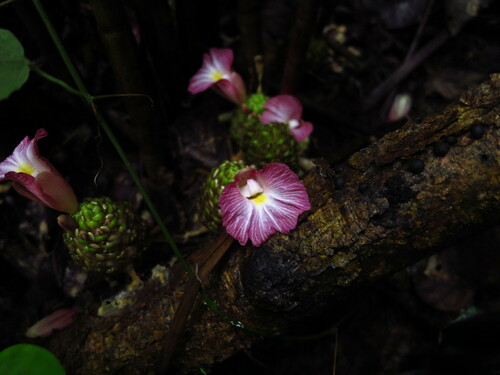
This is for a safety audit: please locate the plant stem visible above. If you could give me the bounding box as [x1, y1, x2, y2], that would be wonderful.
[31, 0, 89, 99]
[28, 62, 83, 97]
[93, 111, 194, 277]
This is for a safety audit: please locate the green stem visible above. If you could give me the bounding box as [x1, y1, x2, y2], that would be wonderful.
[27, 65, 155, 104]
[93, 111, 193, 276]
[29, 62, 83, 97]
[32, 0, 89, 99]
[31, 0, 193, 277]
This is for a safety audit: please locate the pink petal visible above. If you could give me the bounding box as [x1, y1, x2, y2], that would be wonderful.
[37, 171, 78, 214]
[259, 163, 311, 212]
[8, 173, 46, 205]
[214, 72, 246, 105]
[188, 48, 234, 95]
[220, 181, 256, 246]
[188, 71, 217, 94]
[261, 95, 303, 124]
[8, 171, 78, 214]
[207, 48, 234, 73]
[246, 206, 278, 246]
[290, 121, 314, 142]
[228, 71, 247, 104]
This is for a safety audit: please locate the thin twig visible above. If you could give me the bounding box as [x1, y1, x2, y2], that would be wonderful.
[405, 0, 435, 61]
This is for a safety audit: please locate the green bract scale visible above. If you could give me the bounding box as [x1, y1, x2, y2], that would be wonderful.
[245, 92, 269, 115]
[230, 93, 300, 168]
[197, 160, 248, 231]
[62, 197, 147, 274]
[243, 122, 299, 168]
[229, 93, 269, 148]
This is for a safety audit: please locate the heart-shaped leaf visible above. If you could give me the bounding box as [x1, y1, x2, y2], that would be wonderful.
[0, 29, 30, 101]
[0, 344, 66, 375]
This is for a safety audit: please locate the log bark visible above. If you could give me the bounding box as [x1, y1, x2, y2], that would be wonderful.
[47, 74, 500, 374]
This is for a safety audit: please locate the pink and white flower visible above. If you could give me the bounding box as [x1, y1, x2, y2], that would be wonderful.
[219, 163, 310, 246]
[188, 48, 246, 105]
[0, 128, 78, 214]
[260, 95, 314, 142]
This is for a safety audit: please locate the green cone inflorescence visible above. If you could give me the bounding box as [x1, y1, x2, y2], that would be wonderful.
[229, 93, 269, 148]
[245, 92, 269, 115]
[197, 160, 248, 231]
[62, 197, 147, 274]
[243, 121, 299, 168]
[230, 93, 300, 168]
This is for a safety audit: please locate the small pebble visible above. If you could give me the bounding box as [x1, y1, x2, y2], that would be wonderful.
[334, 176, 345, 189]
[433, 142, 450, 157]
[358, 182, 370, 194]
[444, 135, 457, 145]
[470, 123, 485, 139]
[408, 159, 425, 174]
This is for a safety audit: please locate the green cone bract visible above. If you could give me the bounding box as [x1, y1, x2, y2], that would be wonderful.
[230, 93, 300, 168]
[63, 197, 147, 274]
[197, 160, 248, 231]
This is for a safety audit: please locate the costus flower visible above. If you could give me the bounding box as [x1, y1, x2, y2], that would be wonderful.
[219, 163, 310, 246]
[0, 128, 78, 214]
[188, 48, 246, 105]
[260, 95, 314, 142]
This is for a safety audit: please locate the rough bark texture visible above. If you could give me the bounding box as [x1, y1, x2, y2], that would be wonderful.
[46, 74, 500, 374]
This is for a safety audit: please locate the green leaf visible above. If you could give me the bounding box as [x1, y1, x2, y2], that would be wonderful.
[0, 29, 30, 100]
[0, 344, 66, 375]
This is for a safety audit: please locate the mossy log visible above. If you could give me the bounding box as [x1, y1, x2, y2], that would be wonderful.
[47, 74, 500, 374]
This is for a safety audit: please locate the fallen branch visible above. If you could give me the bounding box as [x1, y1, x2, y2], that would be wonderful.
[47, 74, 500, 374]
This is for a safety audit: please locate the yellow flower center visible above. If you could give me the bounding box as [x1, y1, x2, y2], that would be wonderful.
[17, 163, 35, 175]
[211, 70, 224, 81]
[251, 194, 267, 205]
